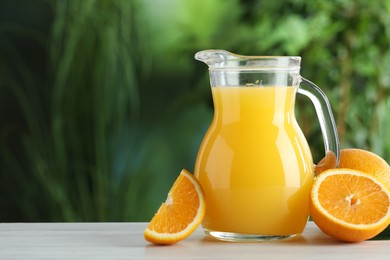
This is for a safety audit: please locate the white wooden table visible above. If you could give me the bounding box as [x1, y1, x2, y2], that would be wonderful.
[0, 222, 389, 259]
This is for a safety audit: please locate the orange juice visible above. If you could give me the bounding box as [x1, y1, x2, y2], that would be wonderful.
[194, 86, 314, 236]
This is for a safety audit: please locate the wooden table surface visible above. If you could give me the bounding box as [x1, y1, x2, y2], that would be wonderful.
[0, 222, 389, 259]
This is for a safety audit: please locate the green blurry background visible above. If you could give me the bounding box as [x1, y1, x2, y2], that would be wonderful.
[0, 0, 390, 222]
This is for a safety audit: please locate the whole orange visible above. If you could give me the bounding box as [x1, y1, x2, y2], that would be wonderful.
[316, 148, 390, 190]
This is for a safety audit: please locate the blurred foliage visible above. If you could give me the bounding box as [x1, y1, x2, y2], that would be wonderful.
[0, 0, 389, 224]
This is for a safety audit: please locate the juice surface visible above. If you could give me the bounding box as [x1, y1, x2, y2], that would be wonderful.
[194, 86, 314, 235]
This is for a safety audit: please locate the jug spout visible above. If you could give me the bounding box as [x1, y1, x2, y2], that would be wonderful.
[195, 50, 237, 67]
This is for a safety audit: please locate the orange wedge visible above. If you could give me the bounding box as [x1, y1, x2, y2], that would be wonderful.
[310, 168, 390, 242]
[144, 169, 205, 244]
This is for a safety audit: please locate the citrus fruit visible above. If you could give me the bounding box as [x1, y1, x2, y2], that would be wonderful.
[144, 169, 205, 244]
[310, 168, 390, 242]
[315, 151, 337, 174]
[316, 148, 390, 189]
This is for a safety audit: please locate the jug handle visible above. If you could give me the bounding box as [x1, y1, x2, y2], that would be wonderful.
[298, 77, 340, 172]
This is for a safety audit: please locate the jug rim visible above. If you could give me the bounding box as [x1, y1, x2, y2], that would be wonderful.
[195, 50, 301, 71]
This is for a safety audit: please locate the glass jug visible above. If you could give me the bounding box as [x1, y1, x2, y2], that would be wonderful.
[194, 50, 340, 242]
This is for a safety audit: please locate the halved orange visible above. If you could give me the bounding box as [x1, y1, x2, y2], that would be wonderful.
[316, 148, 390, 190]
[144, 169, 205, 244]
[310, 168, 390, 242]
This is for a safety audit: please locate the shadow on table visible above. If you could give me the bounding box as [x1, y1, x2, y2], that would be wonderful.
[200, 233, 343, 246]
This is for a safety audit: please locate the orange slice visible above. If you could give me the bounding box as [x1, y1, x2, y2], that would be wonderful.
[316, 148, 390, 190]
[144, 169, 205, 244]
[310, 168, 390, 242]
